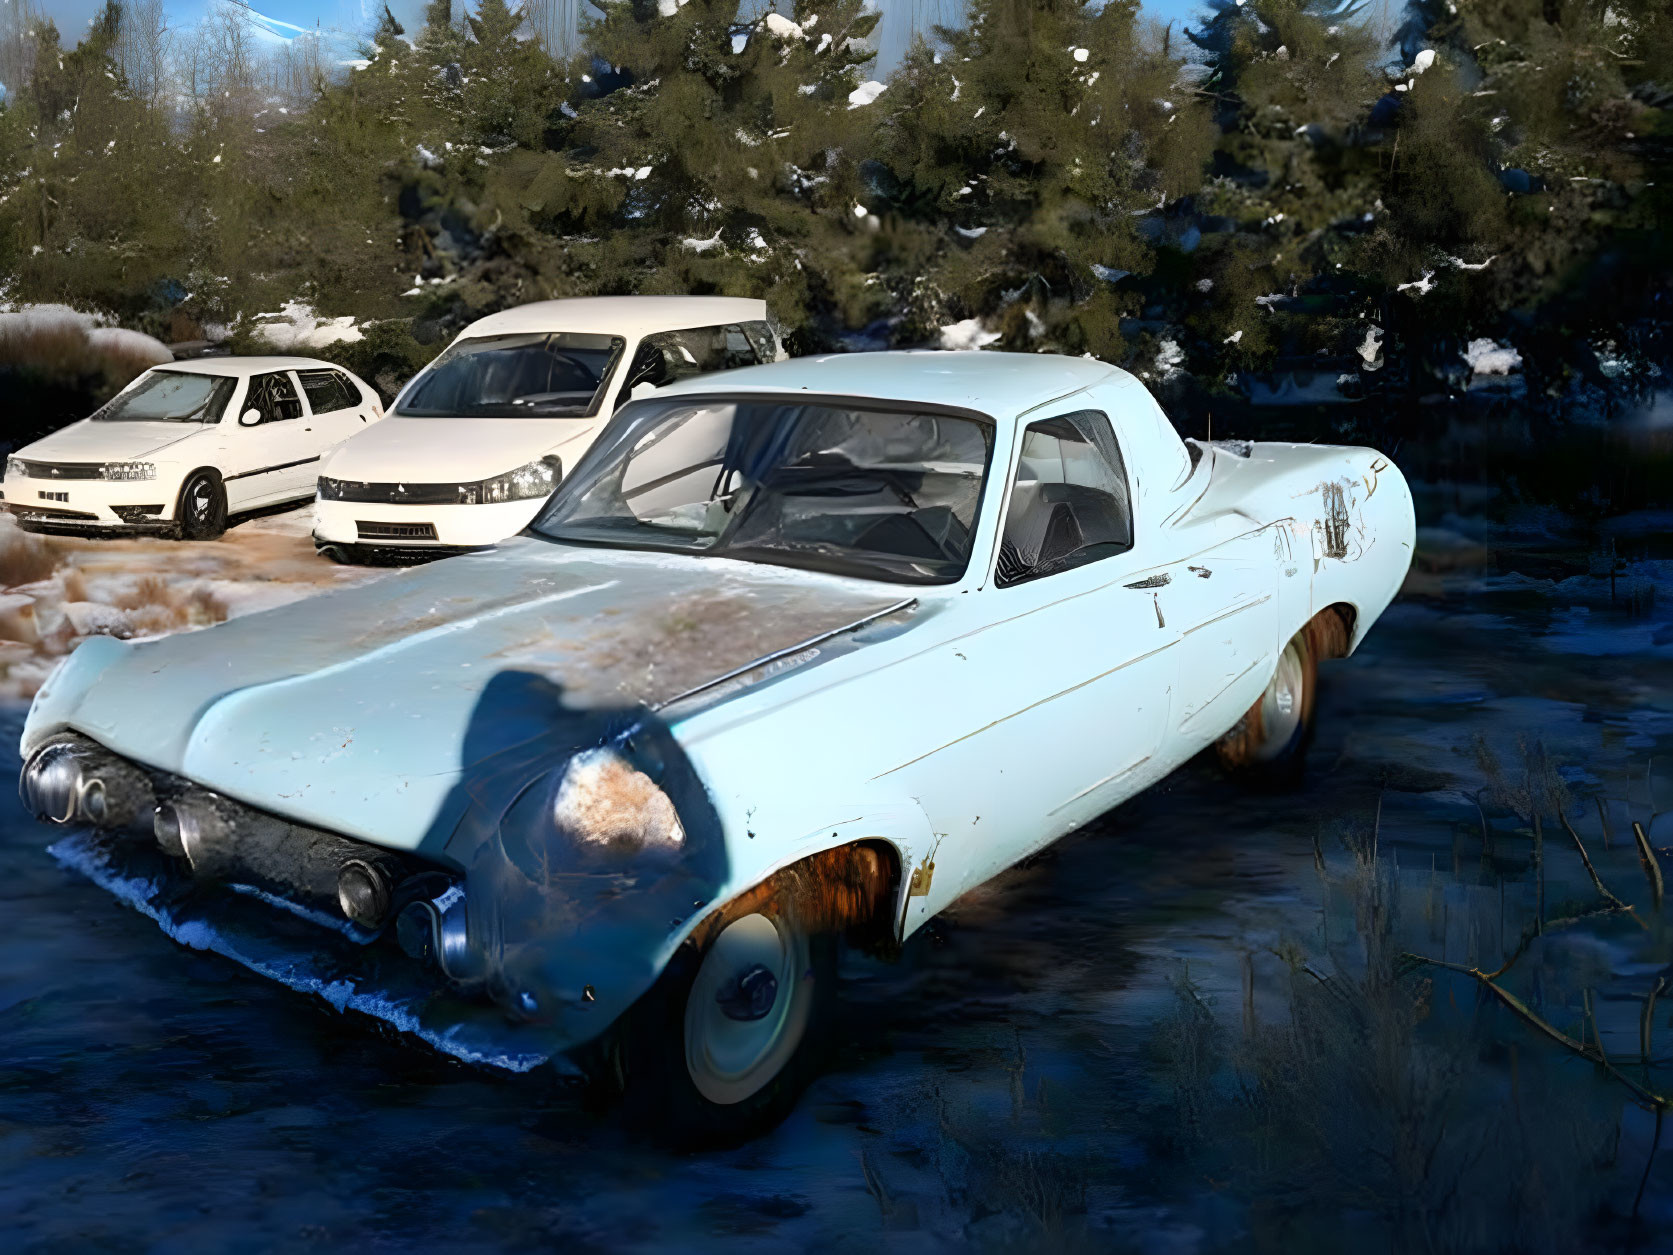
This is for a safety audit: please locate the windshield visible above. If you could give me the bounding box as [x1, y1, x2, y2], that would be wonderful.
[92, 370, 235, 423]
[395, 332, 624, 418]
[533, 397, 993, 585]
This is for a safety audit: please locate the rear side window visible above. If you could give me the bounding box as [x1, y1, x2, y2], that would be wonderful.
[297, 369, 359, 415]
[624, 323, 771, 392]
[996, 410, 1133, 587]
[244, 372, 305, 424]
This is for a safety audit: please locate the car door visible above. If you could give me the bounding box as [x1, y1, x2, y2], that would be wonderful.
[297, 368, 375, 453]
[875, 409, 1180, 915]
[224, 371, 318, 508]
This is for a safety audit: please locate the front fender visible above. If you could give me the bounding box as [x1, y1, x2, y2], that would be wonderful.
[21, 635, 132, 758]
[671, 797, 941, 956]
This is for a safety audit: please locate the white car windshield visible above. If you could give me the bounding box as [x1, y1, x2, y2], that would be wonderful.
[533, 396, 994, 585]
[92, 371, 236, 423]
[396, 332, 624, 418]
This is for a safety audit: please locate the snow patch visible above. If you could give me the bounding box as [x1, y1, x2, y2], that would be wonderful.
[1156, 337, 1185, 379]
[1463, 338, 1522, 376]
[847, 80, 887, 109]
[939, 318, 1001, 351]
[1397, 271, 1436, 297]
[1358, 324, 1384, 369]
[763, 12, 803, 39]
[249, 301, 363, 350]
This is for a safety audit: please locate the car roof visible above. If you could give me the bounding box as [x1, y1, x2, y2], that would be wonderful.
[652, 350, 1134, 421]
[158, 356, 355, 376]
[460, 296, 769, 339]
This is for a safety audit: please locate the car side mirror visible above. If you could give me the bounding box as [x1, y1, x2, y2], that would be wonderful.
[239, 408, 262, 427]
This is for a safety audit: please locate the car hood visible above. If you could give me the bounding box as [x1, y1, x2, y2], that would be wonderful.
[32, 540, 914, 858]
[20, 419, 206, 463]
[322, 417, 606, 483]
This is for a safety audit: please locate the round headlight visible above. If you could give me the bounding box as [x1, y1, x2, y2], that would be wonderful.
[551, 748, 684, 856]
[21, 743, 84, 824]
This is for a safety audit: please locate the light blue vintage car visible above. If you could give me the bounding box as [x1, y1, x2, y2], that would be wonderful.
[19, 351, 1414, 1138]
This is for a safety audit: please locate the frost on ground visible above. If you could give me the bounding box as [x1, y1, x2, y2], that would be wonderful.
[0, 508, 390, 700]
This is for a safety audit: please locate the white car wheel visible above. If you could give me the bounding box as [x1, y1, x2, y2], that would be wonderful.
[1251, 638, 1307, 762]
[682, 911, 816, 1106]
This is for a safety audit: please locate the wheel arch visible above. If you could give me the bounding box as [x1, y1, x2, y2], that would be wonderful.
[170, 464, 225, 520]
[685, 837, 905, 956]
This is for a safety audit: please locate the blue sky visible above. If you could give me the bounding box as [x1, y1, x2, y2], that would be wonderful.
[41, 0, 1209, 69]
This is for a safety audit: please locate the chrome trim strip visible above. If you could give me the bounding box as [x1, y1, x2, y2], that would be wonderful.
[654, 597, 919, 713]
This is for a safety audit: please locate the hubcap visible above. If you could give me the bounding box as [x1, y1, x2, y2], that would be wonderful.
[1253, 639, 1306, 761]
[684, 912, 813, 1106]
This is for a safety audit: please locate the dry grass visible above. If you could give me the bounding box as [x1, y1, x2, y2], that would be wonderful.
[122, 585, 227, 636]
[0, 306, 169, 390]
[58, 566, 88, 603]
[0, 518, 64, 588]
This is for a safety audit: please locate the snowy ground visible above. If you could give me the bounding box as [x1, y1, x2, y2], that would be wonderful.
[0, 497, 1670, 1249]
[0, 507, 391, 700]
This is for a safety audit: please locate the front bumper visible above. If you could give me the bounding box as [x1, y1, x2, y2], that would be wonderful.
[50, 826, 564, 1072]
[22, 732, 571, 1073]
[312, 497, 550, 550]
[1, 473, 177, 531]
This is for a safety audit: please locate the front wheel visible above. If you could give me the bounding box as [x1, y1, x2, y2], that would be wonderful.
[174, 470, 227, 541]
[616, 905, 835, 1145]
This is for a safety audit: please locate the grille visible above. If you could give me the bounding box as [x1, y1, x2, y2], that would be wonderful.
[357, 521, 439, 541]
[112, 505, 166, 523]
[324, 479, 467, 505]
[13, 460, 104, 480]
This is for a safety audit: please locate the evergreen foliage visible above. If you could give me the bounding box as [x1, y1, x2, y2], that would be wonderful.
[0, 0, 1665, 411]
[876, 0, 1214, 355]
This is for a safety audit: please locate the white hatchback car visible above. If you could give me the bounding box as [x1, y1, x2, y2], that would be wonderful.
[2, 356, 382, 540]
[311, 296, 782, 562]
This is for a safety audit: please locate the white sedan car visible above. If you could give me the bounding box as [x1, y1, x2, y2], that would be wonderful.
[19, 352, 1413, 1140]
[2, 356, 382, 539]
[312, 295, 782, 562]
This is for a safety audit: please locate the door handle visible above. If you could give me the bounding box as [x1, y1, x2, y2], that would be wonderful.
[1125, 573, 1170, 589]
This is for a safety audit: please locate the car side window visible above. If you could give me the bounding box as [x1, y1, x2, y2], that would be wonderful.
[740, 319, 780, 363]
[297, 369, 358, 415]
[624, 324, 769, 394]
[995, 410, 1133, 588]
[244, 372, 304, 424]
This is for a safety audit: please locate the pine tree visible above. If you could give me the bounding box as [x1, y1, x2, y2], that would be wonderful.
[473, 0, 887, 340]
[1176, 0, 1383, 391]
[461, 0, 559, 148]
[873, 0, 1213, 357]
[1364, 0, 1672, 401]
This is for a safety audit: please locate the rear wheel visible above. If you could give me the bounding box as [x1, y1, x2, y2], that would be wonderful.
[1216, 630, 1317, 785]
[175, 470, 227, 541]
[617, 903, 835, 1145]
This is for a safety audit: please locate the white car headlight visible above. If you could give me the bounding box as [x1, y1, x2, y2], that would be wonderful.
[5, 457, 24, 480]
[316, 458, 561, 505]
[473, 457, 561, 505]
[100, 462, 157, 481]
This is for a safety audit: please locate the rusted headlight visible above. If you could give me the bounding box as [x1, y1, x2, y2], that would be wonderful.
[551, 748, 684, 858]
